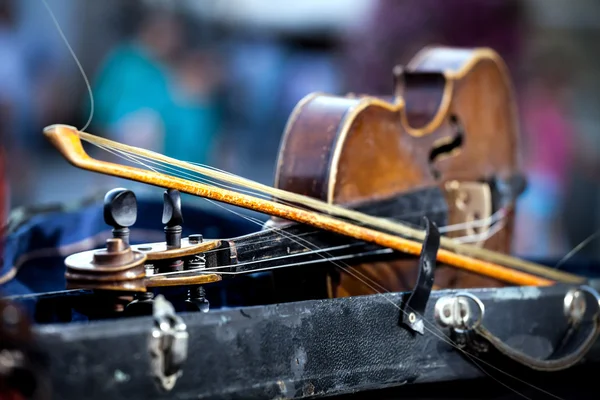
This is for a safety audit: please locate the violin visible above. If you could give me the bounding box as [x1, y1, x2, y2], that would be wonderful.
[274, 46, 521, 295]
[41, 46, 584, 309]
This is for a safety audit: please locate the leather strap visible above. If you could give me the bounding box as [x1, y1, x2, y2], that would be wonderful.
[444, 286, 600, 372]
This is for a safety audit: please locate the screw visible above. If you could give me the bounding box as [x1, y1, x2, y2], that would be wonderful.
[189, 234, 204, 244]
[443, 305, 451, 318]
[564, 289, 586, 322]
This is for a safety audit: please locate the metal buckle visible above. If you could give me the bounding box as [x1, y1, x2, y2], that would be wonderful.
[434, 292, 486, 333]
[149, 295, 189, 391]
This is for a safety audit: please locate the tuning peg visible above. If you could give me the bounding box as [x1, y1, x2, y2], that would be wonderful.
[162, 189, 183, 249]
[104, 188, 137, 246]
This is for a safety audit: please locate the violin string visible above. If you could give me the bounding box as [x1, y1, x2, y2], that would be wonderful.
[40, 0, 94, 132]
[453, 218, 506, 244]
[555, 229, 600, 270]
[92, 143, 479, 276]
[2, 0, 100, 285]
[150, 208, 505, 277]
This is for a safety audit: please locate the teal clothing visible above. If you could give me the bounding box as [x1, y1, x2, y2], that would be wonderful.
[91, 42, 219, 165]
[165, 99, 220, 166]
[93, 43, 171, 128]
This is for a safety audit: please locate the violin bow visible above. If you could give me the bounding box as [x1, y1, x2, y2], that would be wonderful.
[43, 124, 584, 287]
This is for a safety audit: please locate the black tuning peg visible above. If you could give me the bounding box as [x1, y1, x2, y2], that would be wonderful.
[104, 188, 137, 246]
[162, 189, 183, 249]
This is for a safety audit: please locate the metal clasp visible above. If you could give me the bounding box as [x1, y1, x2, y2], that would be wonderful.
[149, 295, 188, 391]
[434, 292, 486, 333]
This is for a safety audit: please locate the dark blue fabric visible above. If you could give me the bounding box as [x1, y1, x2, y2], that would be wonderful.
[1, 196, 260, 298]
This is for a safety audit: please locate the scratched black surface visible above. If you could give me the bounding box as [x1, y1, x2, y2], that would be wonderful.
[32, 284, 600, 400]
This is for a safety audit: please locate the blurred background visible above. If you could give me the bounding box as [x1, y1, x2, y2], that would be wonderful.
[0, 0, 599, 261]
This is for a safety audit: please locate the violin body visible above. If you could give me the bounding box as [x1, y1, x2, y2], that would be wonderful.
[274, 47, 520, 296]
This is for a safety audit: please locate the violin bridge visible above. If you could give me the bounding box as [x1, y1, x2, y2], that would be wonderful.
[443, 181, 492, 247]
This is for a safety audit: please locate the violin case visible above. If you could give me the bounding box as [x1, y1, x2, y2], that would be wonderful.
[2, 196, 600, 400]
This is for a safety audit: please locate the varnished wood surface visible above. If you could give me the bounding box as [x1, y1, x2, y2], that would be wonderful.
[275, 47, 520, 295]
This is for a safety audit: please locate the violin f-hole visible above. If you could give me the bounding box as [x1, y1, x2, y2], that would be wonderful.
[428, 115, 464, 179]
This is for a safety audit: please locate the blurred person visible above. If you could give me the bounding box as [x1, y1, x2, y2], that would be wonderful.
[91, 7, 222, 169]
[514, 59, 574, 257]
[0, 0, 83, 208]
[166, 49, 222, 166]
[0, 0, 33, 208]
[217, 37, 287, 181]
[561, 86, 600, 260]
[92, 9, 183, 153]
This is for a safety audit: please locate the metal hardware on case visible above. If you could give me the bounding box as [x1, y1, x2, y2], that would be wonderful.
[434, 292, 485, 333]
[435, 286, 600, 372]
[0, 300, 50, 400]
[149, 295, 188, 391]
[401, 217, 440, 335]
[563, 288, 587, 324]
